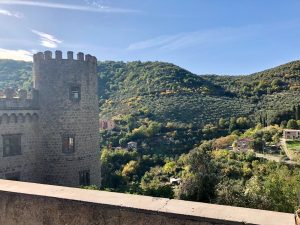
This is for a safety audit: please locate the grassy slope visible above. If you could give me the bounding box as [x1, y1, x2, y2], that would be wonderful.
[284, 139, 300, 161]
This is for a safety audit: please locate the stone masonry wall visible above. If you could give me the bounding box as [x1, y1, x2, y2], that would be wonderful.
[0, 111, 41, 182]
[0, 180, 294, 225]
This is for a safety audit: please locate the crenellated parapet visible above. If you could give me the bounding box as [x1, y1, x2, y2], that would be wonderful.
[0, 88, 39, 110]
[33, 50, 97, 64]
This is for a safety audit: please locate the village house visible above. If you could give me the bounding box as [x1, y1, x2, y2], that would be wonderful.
[283, 129, 300, 140]
[99, 119, 116, 130]
[233, 138, 253, 152]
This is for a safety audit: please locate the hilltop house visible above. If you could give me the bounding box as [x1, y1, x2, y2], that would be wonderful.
[283, 129, 300, 140]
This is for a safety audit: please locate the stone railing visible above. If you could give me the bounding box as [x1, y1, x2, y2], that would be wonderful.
[0, 180, 294, 225]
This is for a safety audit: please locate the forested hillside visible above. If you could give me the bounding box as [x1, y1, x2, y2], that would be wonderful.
[0, 60, 32, 90]
[98, 60, 300, 125]
[98, 61, 254, 124]
[1, 59, 300, 125]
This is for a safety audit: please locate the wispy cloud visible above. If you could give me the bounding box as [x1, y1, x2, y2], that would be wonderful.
[0, 49, 33, 61]
[31, 30, 62, 48]
[0, 8, 22, 18]
[128, 25, 262, 51]
[0, 0, 139, 13]
[127, 35, 182, 51]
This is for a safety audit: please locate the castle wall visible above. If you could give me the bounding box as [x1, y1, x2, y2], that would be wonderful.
[0, 110, 41, 182]
[33, 51, 101, 187]
[0, 50, 101, 188]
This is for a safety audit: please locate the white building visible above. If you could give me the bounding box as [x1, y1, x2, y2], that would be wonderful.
[283, 129, 300, 140]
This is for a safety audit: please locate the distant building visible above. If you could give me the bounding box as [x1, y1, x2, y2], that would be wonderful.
[233, 138, 253, 152]
[170, 178, 181, 185]
[283, 129, 300, 140]
[127, 141, 137, 150]
[99, 119, 116, 130]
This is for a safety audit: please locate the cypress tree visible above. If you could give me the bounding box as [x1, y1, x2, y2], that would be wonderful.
[296, 105, 300, 120]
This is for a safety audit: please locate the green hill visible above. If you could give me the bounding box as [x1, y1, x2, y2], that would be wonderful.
[0, 60, 32, 90]
[1, 59, 300, 125]
[204, 60, 300, 124]
[97, 61, 254, 125]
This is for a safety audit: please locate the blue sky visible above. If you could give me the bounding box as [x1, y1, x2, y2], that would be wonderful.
[1, 0, 300, 75]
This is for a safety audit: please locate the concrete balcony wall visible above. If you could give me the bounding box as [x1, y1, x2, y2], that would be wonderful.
[0, 180, 294, 225]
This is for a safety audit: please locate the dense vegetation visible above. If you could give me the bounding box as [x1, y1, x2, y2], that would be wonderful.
[2, 59, 300, 213]
[0, 60, 32, 90]
[97, 61, 254, 125]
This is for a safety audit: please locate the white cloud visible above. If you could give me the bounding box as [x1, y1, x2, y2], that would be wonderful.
[0, 8, 22, 18]
[0, 1, 139, 13]
[31, 30, 62, 48]
[127, 25, 262, 51]
[0, 49, 33, 61]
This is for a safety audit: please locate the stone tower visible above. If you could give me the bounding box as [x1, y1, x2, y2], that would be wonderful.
[33, 50, 101, 187]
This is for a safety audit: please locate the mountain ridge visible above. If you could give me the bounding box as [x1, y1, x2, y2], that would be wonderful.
[1, 59, 300, 125]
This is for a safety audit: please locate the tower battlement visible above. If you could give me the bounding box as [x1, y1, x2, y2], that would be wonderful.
[0, 88, 39, 110]
[0, 50, 101, 187]
[33, 51, 97, 64]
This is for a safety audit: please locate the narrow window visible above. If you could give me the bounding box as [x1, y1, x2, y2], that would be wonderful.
[2, 134, 21, 157]
[70, 86, 81, 102]
[79, 170, 90, 186]
[62, 136, 75, 154]
[5, 172, 21, 181]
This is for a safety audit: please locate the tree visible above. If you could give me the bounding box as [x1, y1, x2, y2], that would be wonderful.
[296, 105, 300, 120]
[280, 120, 287, 128]
[163, 161, 177, 174]
[262, 166, 300, 212]
[249, 138, 264, 152]
[119, 137, 128, 147]
[140, 167, 174, 198]
[262, 131, 272, 142]
[215, 179, 247, 207]
[287, 119, 298, 129]
[229, 117, 237, 133]
[178, 141, 218, 202]
[236, 117, 251, 130]
[146, 121, 162, 137]
[122, 160, 139, 177]
[213, 135, 236, 150]
[218, 118, 227, 129]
